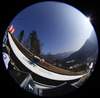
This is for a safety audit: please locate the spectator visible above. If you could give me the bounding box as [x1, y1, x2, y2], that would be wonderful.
[2, 45, 16, 70]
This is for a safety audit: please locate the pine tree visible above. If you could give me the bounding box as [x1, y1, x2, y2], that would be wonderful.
[17, 30, 24, 43]
[29, 30, 42, 56]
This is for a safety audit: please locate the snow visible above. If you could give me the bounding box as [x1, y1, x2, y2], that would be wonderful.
[66, 60, 75, 63]
[8, 33, 86, 81]
[89, 62, 93, 69]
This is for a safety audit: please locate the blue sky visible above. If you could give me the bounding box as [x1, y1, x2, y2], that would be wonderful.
[10, 1, 94, 54]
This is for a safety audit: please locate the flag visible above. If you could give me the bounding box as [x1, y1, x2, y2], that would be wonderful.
[8, 25, 15, 34]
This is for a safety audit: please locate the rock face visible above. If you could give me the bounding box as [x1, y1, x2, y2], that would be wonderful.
[63, 30, 98, 66]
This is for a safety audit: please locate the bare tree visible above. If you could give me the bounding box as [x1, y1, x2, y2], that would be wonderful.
[23, 37, 30, 51]
[17, 30, 24, 43]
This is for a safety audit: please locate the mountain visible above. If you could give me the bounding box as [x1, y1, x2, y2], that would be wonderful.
[63, 30, 98, 65]
[42, 51, 74, 61]
[53, 51, 74, 60]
